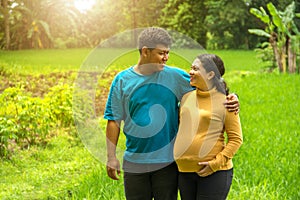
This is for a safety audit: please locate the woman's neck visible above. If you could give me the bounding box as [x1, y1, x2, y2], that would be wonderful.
[196, 81, 214, 92]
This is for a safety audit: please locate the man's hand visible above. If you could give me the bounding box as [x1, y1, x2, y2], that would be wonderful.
[197, 162, 214, 177]
[224, 93, 240, 114]
[106, 157, 121, 180]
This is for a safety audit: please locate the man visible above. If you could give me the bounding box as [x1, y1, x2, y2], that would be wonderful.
[104, 27, 239, 200]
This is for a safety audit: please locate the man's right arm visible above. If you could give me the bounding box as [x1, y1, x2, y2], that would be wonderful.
[106, 120, 121, 180]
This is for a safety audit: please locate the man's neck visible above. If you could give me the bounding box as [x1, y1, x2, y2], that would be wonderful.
[134, 63, 156, 75]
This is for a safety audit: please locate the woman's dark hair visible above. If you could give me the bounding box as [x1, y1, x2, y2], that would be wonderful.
[196, 54, 229, 95]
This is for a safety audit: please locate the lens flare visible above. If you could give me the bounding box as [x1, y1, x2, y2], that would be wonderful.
[74, 0, 96, 12]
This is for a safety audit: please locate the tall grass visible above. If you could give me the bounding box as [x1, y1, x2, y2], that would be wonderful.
[1, 49, 299, 199]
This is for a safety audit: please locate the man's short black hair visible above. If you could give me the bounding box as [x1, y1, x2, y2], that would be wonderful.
[138, 27, 172, 53]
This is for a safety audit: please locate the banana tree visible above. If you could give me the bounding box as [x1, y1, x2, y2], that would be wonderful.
[6, 0, 54, 49]
[4, 0, 82, 49]
[248, 1, 300, 73]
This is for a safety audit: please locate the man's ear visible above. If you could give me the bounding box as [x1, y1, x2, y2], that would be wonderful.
[141, 46, 149, 57]
[207, 71, 215, 80]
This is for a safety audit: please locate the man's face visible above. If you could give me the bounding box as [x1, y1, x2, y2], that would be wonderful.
[144, 44, 170, 72]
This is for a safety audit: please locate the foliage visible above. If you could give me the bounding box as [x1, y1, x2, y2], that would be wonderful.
[254, 42, 277, 71]
[0, 87, 51, 157]
[45, 83, 74, 128]
[0, 82, 75, 157]
[1, 0, 299, 50]
[205, 0, 252, 49]
[159, 0, 207, 48]
[249, 1, 300, 73]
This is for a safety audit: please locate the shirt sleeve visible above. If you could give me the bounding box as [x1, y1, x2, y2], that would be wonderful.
[176, 68, 194, 100]
[104, 75, 124, 121]
[209, 111, 243, 171]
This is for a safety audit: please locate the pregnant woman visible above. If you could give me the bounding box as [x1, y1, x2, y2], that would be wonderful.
[174, 54, 243, 200]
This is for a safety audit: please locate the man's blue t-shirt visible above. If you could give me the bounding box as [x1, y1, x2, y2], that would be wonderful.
[104, 66, 192, 164]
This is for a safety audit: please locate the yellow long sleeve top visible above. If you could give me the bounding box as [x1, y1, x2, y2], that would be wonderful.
[174, 88, 243, 172]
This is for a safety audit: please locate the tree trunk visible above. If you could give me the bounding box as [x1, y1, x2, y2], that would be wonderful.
[281, 45, 287, 73]
[2, 0, 10, 50]
[287, 37, 296, 73]
[270, 33, 284, 73]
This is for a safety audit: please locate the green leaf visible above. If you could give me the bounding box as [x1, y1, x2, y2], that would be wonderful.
[267, 3, 284, 31]
[37, 20, 53, 41]
[250, 7, 270, 24]
[248, 29, 271, 38]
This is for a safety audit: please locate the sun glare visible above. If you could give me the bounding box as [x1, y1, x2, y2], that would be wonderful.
[74, 0, 96, 12]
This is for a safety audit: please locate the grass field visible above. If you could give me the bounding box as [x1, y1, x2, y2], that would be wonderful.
[0, 49, 260, 73]
[0, 49, 299, 199]
[0, 49, 91, 74]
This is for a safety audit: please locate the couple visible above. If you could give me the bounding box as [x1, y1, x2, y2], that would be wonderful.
[104, 27, 243, 200]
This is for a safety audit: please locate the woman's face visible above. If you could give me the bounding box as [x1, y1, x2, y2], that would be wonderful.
[189, 58, 212, 89]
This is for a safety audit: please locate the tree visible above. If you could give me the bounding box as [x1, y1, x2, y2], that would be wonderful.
[2, 0, 297, 50]
[42, 0, 83, 48]
[0, 0, 86, 49]
[159, 0, 207, 48]
[6, 0, 54, 49]
[205, 0, 254, 49]
[1, 0, 10, 49]
[249, 2, 300, 73]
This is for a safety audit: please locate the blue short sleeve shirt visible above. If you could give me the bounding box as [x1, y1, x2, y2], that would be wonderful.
[104, 66, 192, 164]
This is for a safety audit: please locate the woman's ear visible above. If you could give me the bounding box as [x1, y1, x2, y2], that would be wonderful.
[207, 71, 215, 80]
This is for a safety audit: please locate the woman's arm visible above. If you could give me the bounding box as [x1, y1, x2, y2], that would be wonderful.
[208, 111, 243, 172]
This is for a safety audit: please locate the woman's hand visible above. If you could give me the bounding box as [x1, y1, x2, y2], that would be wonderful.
[197, 162, 214, 177]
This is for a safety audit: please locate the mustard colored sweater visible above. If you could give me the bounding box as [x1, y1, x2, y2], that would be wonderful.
[174, 88, 243, 172]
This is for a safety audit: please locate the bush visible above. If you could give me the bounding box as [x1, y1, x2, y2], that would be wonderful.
[44, 83, 74, 128]
[0, 84, 75, 158]
[0, 87, 51, 157]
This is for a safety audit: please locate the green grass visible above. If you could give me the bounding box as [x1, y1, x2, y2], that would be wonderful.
[0, 48, 259, 74]
[211, 50, 261, 72]
[227, 73, 300, 200]
[1, 49, 299, 199]
[0, 49, 91, 74]
[0, 130, 104, 199]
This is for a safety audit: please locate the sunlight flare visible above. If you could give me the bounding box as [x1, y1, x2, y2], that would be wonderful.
[74, 0, 96, 12]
